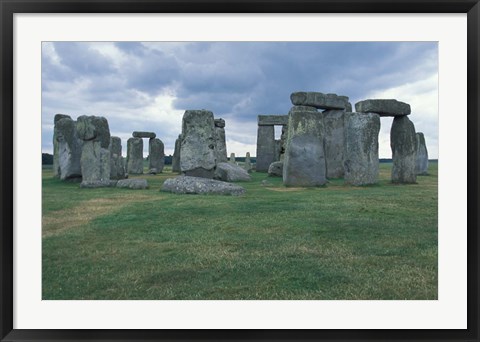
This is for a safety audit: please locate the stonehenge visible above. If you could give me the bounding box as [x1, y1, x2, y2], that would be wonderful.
[51, 91, 428, 194]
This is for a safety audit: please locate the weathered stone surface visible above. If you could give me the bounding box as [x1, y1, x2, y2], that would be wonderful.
[268, 161, 283, 177]
[323, 109, 345, 178]
[172, 134, 182, 173]
[127, 137, 143, 175]
[54, 116, 83, 180]
[415, 132, 429, 175]
[391, 116, 417, 183]
[54, 113, 71, 124]
[180, 110, 216, 178]
[290, 92, 349, 110]
[76, 115, 110, 148]
[214, 121, 228, 163]
[244, 152, 253, 172]
[274, 139, 282, 161]
[110, 136, 126, 180]
[256, 125, 275, 172]
[161, 176, 246, 196]
[344, 112, 380, 186]
[116, 178, 149, 189]
[214, 162, 251, 182]
[214, 118, 225, 128]
[355, 99, 411, 116]
[283, 105, 326, 187]
[257, 115, 289, 126]
[229, 153, 236, 164]
[80, 141, 111, 188]
[149, 138, 165, 173]
[279, 125, 288, 160]
[133, 131, 156, 139]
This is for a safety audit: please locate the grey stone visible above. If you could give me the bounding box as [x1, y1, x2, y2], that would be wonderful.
[344, 112, 380, 186]
[161, 176, 246, 196]
[244, 152, 253, 172]
[214, 120, 228, 163]
[214, 118, 225, 128]
[80, 141, 111, 188]
[283, 105, 327, 187]
[268, 161, 283, 177]
[261, 179, 274, 187]
[116, 178, 149, 189]
[415, 132, 429, 175]
[256, 125, 275, 172]
[76, 115, 110, 148]
[391, 116, 417, 183]
[323, 109, 345, 178]
[53, 116, 83, 180]
[355, 99, 411, 116]
[110, 136, 126, 180]
[127, 137, 143, 175]
[229, 153, 236, 164]
[214, 162, 251, 182]
[149, 138, 165, 173]
[172, 134, 182, 173]
[149, 168, 158, 174]
[290, 92, 349, 110]
[180, 110, 216, 178]
[132, 131, 156, 139]
[274, 139, 282, 161]
[54, 113, 71, 124]
[257, 115, 289, 126]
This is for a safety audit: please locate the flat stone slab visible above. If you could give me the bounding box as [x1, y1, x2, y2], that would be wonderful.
[290, 92, 349, 110]
[214, 162, 251, 182]
[355, 99, 411, 116]
[258, 115, 289, 126]
[116, 179, 149, 189]
[132, 131, 156, 138]
[161, 176, 246, 196]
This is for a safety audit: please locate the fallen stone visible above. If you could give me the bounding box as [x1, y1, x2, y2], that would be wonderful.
[180, 110, 216, 178]
[391, 116, 417, 183]
[355, 99, 411, 116]
[415, 132, 429, 175]
[268, 161, 283, 177]
[161, 176, 246, 196]
[344, 112, 381, 186]
[290, 92, 349, 110]
[133, 131, 156, 139]
[260, 179, 274, 187]
[283, 105, 326, 187]
[214, 162, 251, 182]
[116, 178, 149, 189]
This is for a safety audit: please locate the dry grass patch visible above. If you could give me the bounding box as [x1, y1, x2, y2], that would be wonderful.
[43, 194, 155, 237]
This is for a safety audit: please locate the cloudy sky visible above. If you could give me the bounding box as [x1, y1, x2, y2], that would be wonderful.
[42, 41, 438, 158]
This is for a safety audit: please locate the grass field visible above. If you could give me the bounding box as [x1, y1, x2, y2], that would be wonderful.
[42, 163, 438, 300]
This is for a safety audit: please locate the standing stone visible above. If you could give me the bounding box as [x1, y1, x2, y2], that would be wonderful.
[256, 125, 275, 172]
[53, 116, 83, 180]
[172, 134, 182, 173]
[127, 137, 144, 175]
[283, 106, 326, 187]
[415, 132, 429, 175]
[323, 109, 345, 178]
[110, 136, 126, 180]
[149, 138, 165, 173]
[391, 116, 417, 183]
[76, 115, 111, 187]
[344, 112, 380, 186]
[229, 153, 236, 164]
[274, 139, 282, 161]
[214, 119, 228, 163]
[279, 125, 288, 161]
[244, 152, 252, 172]
[53, 114, 73, 178]
[180, 110, 216, 178]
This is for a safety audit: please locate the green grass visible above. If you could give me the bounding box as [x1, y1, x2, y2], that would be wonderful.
[42, 163, 438, 300]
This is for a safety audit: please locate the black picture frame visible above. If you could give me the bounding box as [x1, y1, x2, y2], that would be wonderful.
[1, 1, 479, 341]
